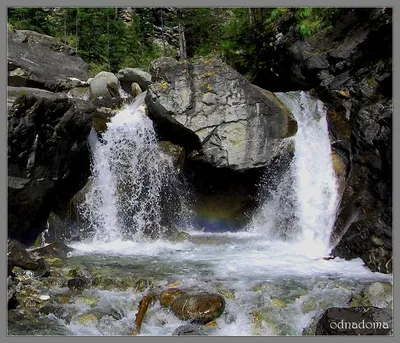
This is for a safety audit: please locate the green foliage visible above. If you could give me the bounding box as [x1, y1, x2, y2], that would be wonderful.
[8, 7, 54, 35]
[269, 7, 288, 21]
[7, 7, 341, 81]
[295, 8, 340, 39]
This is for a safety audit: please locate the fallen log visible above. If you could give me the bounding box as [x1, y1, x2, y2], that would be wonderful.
[130, 291, 158, 335]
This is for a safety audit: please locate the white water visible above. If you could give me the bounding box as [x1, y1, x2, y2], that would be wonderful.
[79, 92, 175, 242]
[251, 91, 339, 258]
[35, 90, 391, 337]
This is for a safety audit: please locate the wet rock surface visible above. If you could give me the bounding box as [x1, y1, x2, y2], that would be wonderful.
[314, 307, 392, 335]
[8, 92, 94, 244]
[31, 241, 74, 259]
[170, 292, 225, 324]
[160, 288, 184, 308]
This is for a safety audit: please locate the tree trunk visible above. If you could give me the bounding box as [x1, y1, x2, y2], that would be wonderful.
[130, 291, 158, 335]
[177, 9, 187, 60]
[107, 15, 110, 71]
[64, 10, 67, 45]
[160, 9, 165, 55]
[75, 8, 79, 53]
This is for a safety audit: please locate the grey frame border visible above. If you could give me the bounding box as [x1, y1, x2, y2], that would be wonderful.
[1, 0, 398, 343]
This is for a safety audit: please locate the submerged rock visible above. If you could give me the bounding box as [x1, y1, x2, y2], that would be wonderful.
[349, 282, 393, 309]
[30, 241, 74, 259]
[172, 324, 208, 336]
[315, 307, 392, 335]
[170, 292, 225, 324]
[32, 258, 51, 278]
[167, 231, 192, 243]
[67, 277, 90, 291]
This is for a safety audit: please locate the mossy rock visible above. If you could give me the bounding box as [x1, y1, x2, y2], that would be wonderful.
[251, 309, 278, 335]
[134, 278, 152, 292]
[68, 86, 89, 98]
[44, 258, 64, 268]
[74, 294, 98, 308]
[170, 292, 225, 324]
[251, 307, 297, 335]
[327, 108, 351, 142]
[271, 298, 287, 309]
[349, 282, 393, 309]
[216, 289, 235, 300]
[160, 288, 184, 308]
[55, 294, 72, 305]
[75, 312, 99, 326]
[92, 110, 114, 133]
[331, 151, 346, 175]
[301, 296, 336, 314]
[41, 277, 68, 288]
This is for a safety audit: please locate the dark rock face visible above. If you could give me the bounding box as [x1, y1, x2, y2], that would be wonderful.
[331, 101, 392, 273]
[170, 292, 225, 324]
[8, 276, 18, 309]
[8, 240, 39, 272]
[254, 8, 392, 273]
[8, 29, 88, 92]
[67, 277, 90, 291]
[8, 240, 51, 278]
[8, 92, 94, 245]
[8, 86, 67, 112]
[315, 307, 392, 335]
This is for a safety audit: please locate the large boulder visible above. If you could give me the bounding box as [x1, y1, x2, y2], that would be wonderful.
[8, 92, 94, 244]
[8, 29, 88, 92]
[116, 68, 152, 93]
[145, 57, 297, 171]
[88, 71, 120, 100]
[8, 86, 67, 112]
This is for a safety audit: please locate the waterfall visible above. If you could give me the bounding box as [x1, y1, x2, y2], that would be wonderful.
[251, 91, 339, 257]
[79, 92, 179, 242]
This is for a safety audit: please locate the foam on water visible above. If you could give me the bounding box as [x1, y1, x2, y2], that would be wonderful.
[58, 90, 391, 337]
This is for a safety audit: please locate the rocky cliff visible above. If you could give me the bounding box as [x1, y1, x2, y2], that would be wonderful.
[253, 8, 392, 273]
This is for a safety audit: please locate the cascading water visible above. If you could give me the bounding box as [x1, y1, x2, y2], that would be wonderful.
[79, 92, 178, 242]
[11, 91, 392, 337]
[251, 91, 339, 257]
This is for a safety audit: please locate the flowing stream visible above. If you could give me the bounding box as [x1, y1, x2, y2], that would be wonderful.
[9, 91, 392, 336]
